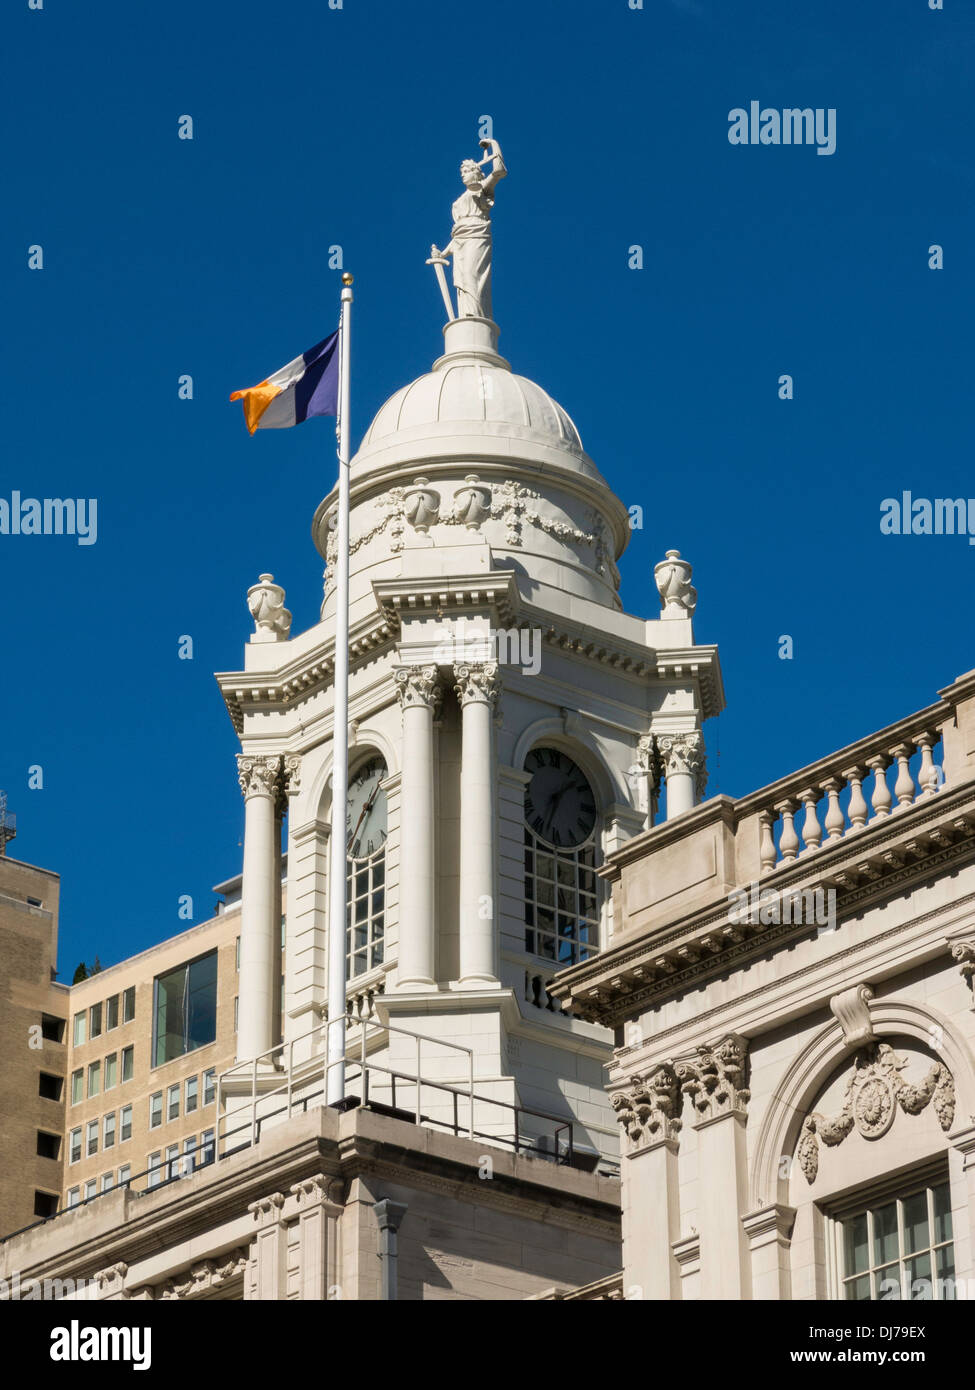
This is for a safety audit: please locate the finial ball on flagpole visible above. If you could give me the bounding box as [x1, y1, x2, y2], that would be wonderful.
[342, 272, 354, 286]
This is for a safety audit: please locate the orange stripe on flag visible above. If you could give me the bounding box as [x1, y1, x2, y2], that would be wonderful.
[229, 380, 282, 435]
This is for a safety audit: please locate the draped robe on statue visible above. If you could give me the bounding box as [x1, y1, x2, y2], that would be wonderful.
[449, 187, 495, 320]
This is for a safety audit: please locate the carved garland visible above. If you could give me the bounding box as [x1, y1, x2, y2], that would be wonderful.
[796, 1042, 955, 1184]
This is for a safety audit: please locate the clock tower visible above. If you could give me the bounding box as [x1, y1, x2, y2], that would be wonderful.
[217, 151, 724, 1166]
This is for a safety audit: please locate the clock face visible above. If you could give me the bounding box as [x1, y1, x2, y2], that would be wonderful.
[346, 755, 388, 860]
[524, 748, 597, 849]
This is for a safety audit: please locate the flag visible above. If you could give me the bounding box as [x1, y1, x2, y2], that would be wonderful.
[230, 331, 339, 435]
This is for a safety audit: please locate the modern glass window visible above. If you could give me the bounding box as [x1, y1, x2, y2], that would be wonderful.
[117, 1165, 131, 1187]
[101, 1172, 113, 1193]
[167, 1084, 179, 1122]
[122, 986, 136, 1023]
[838, 1181, 955, 1300]
[149, 1092, 162, 1129]
[523, 748, 600, 965]
[69, 1128, 81, 1164]
[83, 1179, 96, 1201]
[71, 1069, 83, 1105]
[153, 950, 218, 1066]
[86, 1120, 98, 1157]
[105, 994, 119, 1030]
[121, 1045, 134, 1083]
[203, 1068, 216, 1107]
[120, 1105, 132, 1143]
[103, 1112, 116, 1149]
[147, 1153, 162, 1189]
[73, 1012, 86, 1047]
[89, 1002, 102, 1039]
[185, 1075, 198, 1114]
[104, 1053, 117, 1090]
[67, 1187, 80, 1208]
[87, 1061, 100, 1098]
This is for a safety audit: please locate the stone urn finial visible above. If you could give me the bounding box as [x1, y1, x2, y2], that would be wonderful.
[403, 477, 441, 533]
[654, 549, 697, 618]
[247, 573, 292, 643]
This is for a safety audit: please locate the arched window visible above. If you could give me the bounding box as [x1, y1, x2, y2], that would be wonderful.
[523, 747, 600, 965]
[345, 754, 388, 979]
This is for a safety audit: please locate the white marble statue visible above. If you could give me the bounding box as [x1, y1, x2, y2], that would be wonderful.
[429, 139, 507, 320]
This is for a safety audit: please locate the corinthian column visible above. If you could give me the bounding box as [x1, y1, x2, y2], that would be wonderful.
[237, 754, 282, 1063]
[454, 662, 501, 987]
[658, 730, 706, 819]
[611, 1064, 683, 1300]
[394, 665, 442, 990]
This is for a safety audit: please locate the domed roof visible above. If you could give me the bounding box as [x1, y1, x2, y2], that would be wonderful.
[361, 361, 584, 453]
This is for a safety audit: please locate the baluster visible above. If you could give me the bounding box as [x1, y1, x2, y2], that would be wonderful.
[891, 743, 916, 809]
[759, 810, 777, 873]
[777, 800, 800, 863]
[799, 788, 823, 852]
[843, 766, 868, 830]
[867, 755, 892, 820]
[914, 730, 940, 798]
[822, 777, 846, 842]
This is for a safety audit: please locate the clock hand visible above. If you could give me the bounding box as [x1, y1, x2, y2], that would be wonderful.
[347, 782, 382, 852]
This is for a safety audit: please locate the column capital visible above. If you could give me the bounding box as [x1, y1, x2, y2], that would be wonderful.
[394, 663, 442, 713]
[453, 660, 501, 710]
[611, 1063, 683, 1154]
[248, 1191, 286, 1223]
[657, 729, 707, 799]
[675, 1033, 750, 1125]
[237, 753, 283, 800]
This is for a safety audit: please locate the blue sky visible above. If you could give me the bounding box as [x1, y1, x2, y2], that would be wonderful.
[5, 0, 973, 974]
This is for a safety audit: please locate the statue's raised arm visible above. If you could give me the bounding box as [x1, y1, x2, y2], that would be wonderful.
[429, 137, 508, 321]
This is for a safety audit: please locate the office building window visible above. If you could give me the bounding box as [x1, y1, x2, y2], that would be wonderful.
[100, 1172, 113, 1194]
[121, 1045, 134, 1083]
[73, 1012, 86, 1047]
[153, 950, 218, 1066]
[167, 1084, 179, 1123]
[203, 1068, 216, 1106]
[83, 1179, 97, 1202]
[149, 1092, 162, 1129]
[104, 1053, 117, 1090]
[86, 1120, 98, 1158]
[165, 1144, 179, 1181]
[147, 1153, 162, 1189]
[120, 1105, 132, 1143]
[122, 986, 136, 1023]
[185, 1075, 198, 1114]
[105, 994, 119, 1030]
[201, 1128, 215, 1164]
[67, 1187, 80, 1208]
[235, 936, 240, 971]
[71, 1069, 83, 1105]
[117, 1165, 131, 1187]
[87, 1060, 100, 1098]
[69, 1128, 81, 1164]
[103, 1112, 116, 1149]
[183, 1134, 198, 1174]
[89, 1002, 102, 1039]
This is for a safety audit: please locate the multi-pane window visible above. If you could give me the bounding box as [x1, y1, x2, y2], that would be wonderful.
[71, 1069, 83, 1105]
[117, 1165, 131, 1187]
[147, 1153, 162, 1189]
[183, 1135, 198, 1175]
[86, 1120, 98, 1158]
[120, 1105, 132, 1142]
[201, 1128, 215, 1164]
[203, 1069, 215, 1107]
[104, 1053, 117, 1090]
[122, 986, 136, 1023]
[165, 1144, 180, 1181]
[100, 1172, 113, 1194]
[149, 1092, 162, 1129]
[67, 1187, 80, 1208]
[69, 1128, 81, 1164]
[89, 1003, 102, 1039]
[839, 1182, 955, 1300]
[167, 1085, 180, 1122]
[105, 994, 119, 1030]
[346, 855, 385, 978]
[103, 1112, 116, 1149]
[73, 1012, 86, 1047]
[87, 1060, 100, 1098]
[523, 834, 599, 965]
[121, 1045, 134, 1083]
[83, 1179, 96, 1202]
[185, 1075, 198, 1114]
[153, 951, 218, 1066]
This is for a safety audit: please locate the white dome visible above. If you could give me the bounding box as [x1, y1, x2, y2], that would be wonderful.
[361, 362, 584, 453]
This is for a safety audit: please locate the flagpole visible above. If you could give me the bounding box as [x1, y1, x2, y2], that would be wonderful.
[326, 271, 354, 1105]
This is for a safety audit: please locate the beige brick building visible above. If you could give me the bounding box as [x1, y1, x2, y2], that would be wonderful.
[0, 853, 69, 1238]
